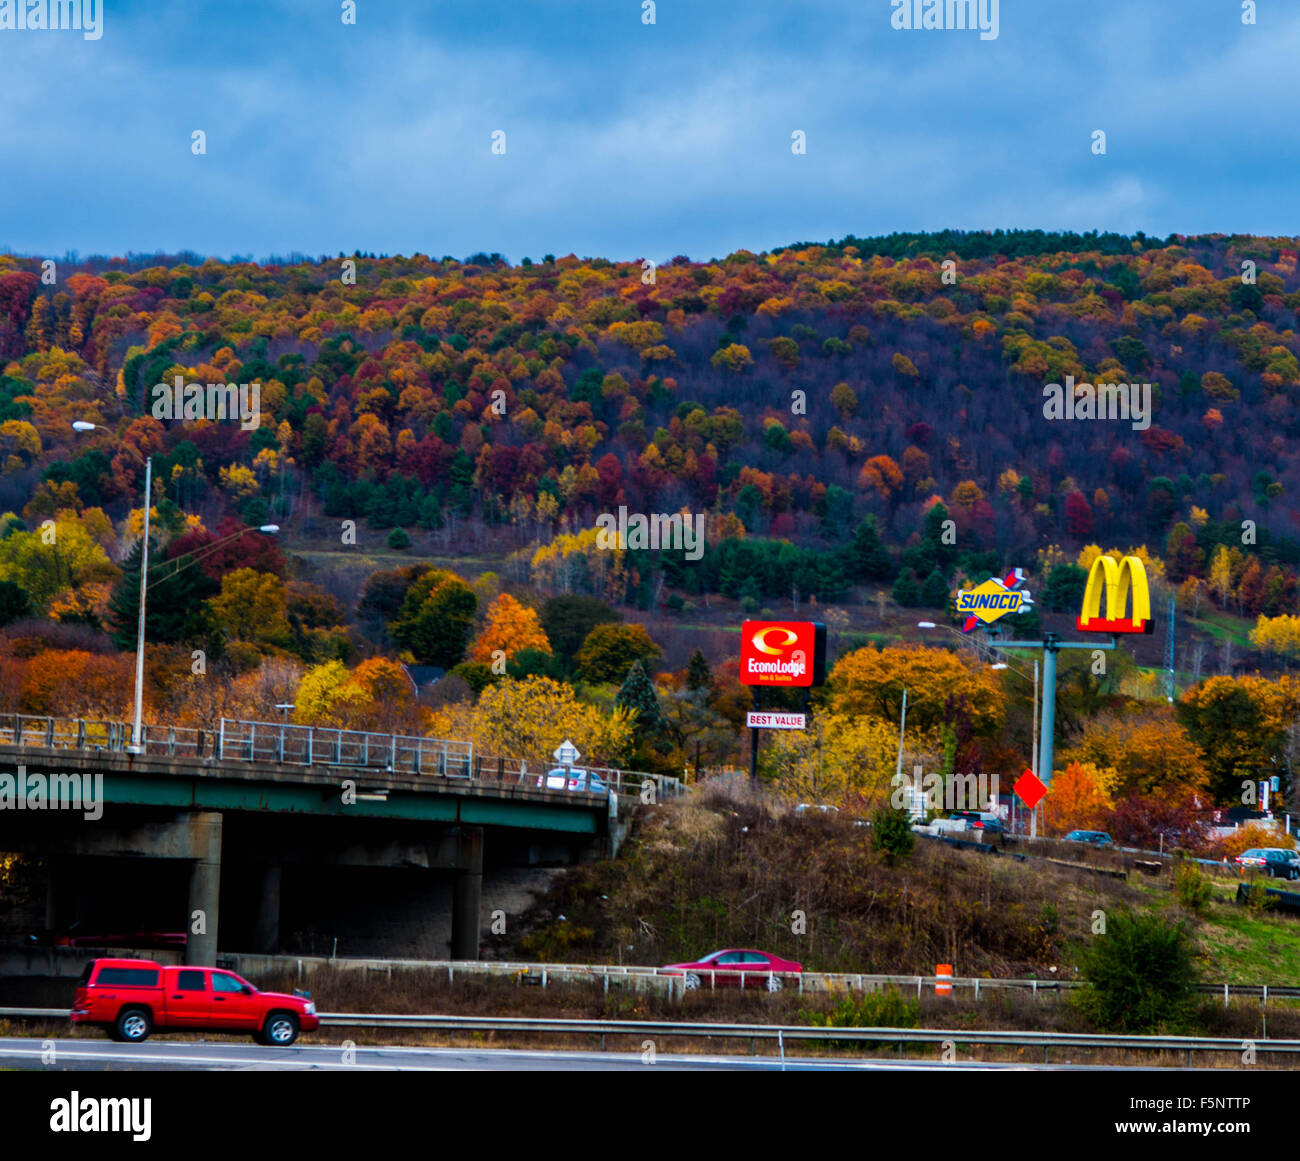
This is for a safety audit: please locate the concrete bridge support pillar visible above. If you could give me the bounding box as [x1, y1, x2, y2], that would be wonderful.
[255, 862, 281, 955]
[450, 826, 483, 961]
[185, 812, 223, 966]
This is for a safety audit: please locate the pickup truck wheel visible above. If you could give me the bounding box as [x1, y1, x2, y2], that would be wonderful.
[261, 1012, 299, 1046]
[114, 1008, 152, 1043]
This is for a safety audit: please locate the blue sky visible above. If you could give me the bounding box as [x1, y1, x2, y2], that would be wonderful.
[0, 0, 1294, 263]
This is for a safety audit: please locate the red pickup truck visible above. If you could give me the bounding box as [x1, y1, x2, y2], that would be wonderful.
[71, 958, 319, 1045]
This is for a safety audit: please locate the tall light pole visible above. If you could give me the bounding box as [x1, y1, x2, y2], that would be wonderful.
[132, 454, 153, 752]
[75, 420, 278, 752]
[74, 422, 149, 752]
[993, 658, 1039, 835]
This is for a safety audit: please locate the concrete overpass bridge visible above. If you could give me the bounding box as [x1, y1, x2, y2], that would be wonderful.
[0, 716, 681, 967]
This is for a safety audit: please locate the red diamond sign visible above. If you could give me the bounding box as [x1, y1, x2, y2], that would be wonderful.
[1013, 768, 1047, 809]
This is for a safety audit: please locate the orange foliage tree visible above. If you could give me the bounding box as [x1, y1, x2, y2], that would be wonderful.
[470, 593, 552, 664]
[1043, 760, 1116, 836]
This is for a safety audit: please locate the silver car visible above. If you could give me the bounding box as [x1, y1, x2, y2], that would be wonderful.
[536, 767, 608, 793]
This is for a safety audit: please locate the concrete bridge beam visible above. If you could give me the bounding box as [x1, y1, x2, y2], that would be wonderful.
[450, 826, 483, 961]
[185, 812, 223, 967]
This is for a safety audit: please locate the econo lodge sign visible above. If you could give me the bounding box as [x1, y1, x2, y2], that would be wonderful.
[738, 621, 826, 688]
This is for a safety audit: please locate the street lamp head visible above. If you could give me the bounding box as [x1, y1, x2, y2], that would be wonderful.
[71, 421, 97, 432]
[258, 524, 280, 533]
[991, 663, 1009, 670]
[917, 622, 937, 629]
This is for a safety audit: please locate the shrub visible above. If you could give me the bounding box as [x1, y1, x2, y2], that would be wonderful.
[1174, 861, 1213, 914]
[1076, 911, 1198, 1032]
[871, 805, 916, 865]
[386, 527, 411, 550]
[808, 987, 920, 1030]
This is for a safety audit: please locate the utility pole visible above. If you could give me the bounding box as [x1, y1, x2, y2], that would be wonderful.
[1163, 591, 1176, 702]
[994, 631, 1118, 791]
[131, 455, 152, 753]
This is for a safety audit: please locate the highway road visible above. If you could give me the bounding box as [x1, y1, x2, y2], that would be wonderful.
[0, 1036, 1188, 1071]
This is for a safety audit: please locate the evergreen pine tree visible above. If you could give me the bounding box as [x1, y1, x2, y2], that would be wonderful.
[919, 567, 949, 608]
[616, 659, 673, 742]
[847, 516, 895, 581]
[890, 567, 921, 608]
[685, 647, 713, 695]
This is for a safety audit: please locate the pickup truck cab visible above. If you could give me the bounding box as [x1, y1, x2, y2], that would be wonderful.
[70, 958, 319, 1045]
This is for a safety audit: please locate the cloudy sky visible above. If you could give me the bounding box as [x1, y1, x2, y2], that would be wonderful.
[0, 0, 1294, 263]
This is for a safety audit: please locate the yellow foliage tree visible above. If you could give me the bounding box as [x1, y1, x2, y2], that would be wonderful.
[294, 660, 372, 729]
[828, 646, 1004, 738]
[426, 676, 633, 766]
[208, 568, 288, 644]
[764, 712, 926, 809]
[1062, 709, 1207, 797]
[1250, 614, 1300, 664]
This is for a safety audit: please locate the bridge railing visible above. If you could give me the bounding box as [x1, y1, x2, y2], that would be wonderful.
[471, 754, 685, 800]
[0, 714, 683, 798]
[215, 719, 474, 777]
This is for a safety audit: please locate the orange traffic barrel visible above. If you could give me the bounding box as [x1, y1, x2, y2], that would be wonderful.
[936, 964, 953, 996]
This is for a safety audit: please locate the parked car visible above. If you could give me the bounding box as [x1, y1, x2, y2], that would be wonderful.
[951, 811, 1004, 837]
[1234, 848, 1300, 880]
[794, 803, 839, 815]
[536, 766, 608, 793]
[658, 949, 802, 992]
[70, 958, 319, 1045]
[1064, 830, 1114, 848]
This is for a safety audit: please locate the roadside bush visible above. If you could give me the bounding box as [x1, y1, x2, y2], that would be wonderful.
[1174, 860, 1213, 914]
[871, 805, 916, 865]
[1076, 911, 1198, 1032]
[808, 987, 920, 1030]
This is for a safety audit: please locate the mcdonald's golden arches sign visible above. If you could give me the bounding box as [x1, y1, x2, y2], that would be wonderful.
[1076, 554, 1153, 634]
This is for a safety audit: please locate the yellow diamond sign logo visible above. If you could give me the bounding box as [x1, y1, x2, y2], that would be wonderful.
[953, 572, 1034, 633]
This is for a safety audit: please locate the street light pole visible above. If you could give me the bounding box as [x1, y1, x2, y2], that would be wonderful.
[74, 422, 280, 755]
[131, 455, 152, 752]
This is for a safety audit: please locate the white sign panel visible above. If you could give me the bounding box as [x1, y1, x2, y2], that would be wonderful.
[746, 712, 807, 730]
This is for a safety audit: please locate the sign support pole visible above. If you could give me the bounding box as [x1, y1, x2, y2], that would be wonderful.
[748, 688, 760, 788]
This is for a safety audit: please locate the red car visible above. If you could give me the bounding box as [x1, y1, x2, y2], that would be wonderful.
[659, 949, 803, 992]
[71, 958, 320, 1045]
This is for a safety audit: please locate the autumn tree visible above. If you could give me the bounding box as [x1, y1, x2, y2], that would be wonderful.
[471, 593, 551, 664]
[575, 622, 662, 684]
[1043, 760, 1116, 836]
[208, 568, 289, 646]
[1179, 675, 1300, 803]
[427, 675, 633, 766]
[389, 568, 477, 668]
[828, 645, 1004, 739]
[1062, 709, 1207, 798]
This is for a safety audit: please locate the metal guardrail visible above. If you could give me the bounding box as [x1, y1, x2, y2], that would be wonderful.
[0, 714, 684, 800]
[2, 1007, 1294, 1064]
[210, 953, 1300, 1006]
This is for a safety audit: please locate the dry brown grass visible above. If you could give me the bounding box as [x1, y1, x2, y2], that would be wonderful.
[501, 788, 1149, 977]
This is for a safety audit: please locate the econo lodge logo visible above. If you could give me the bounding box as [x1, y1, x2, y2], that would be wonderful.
[738, 621, 825, 687]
